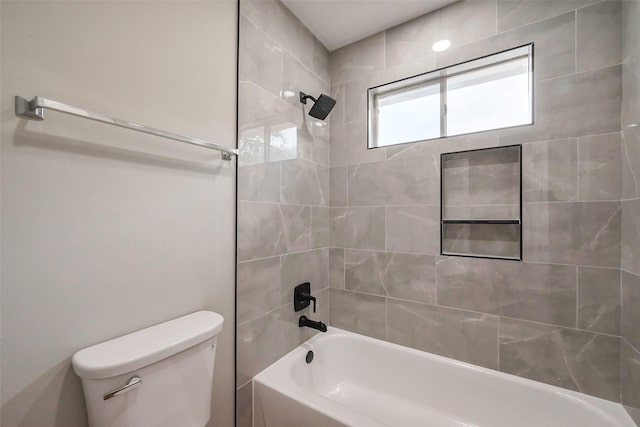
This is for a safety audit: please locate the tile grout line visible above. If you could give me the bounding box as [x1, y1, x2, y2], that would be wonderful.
[575, 10, 578, 75]
[241, 12, 330, 88]
[251, 379, 254, 427]
[327, 247, 620, 270]
[576, 265, 580, 329]
[336, 4, 589, 89]
[622, 336, 640, 357]
[497, 2, 602, 36]
[495, 0, 498, 35]
[577, 134, 581, 201]
[385, 296, 388, 341]
[238, 198, 624, 207]
[619, 266, 623, 367]
[349, 290, 626, 339]
[497, 316, 501, 370]
[342, 248, 346, 291]
[334, 2, 611, 93]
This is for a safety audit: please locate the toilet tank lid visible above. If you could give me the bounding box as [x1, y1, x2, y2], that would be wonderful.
[72, 311, 224, 379]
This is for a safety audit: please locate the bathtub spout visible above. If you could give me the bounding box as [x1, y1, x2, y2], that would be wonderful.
[299, 315, 327, 332]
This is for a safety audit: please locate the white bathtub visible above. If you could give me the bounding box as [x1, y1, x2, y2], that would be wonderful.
[253, 328, 635, 427]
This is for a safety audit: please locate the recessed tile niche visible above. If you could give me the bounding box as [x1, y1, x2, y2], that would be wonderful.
[441, 145, 522, 260]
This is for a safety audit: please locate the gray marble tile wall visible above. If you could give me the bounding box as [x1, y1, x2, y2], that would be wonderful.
[621, 0, 640, 424]
[236, 0, 331, 425]
[329, 0, 628, 404]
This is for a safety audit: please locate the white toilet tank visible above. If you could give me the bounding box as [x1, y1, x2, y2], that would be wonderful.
[72, 311, 224, 427]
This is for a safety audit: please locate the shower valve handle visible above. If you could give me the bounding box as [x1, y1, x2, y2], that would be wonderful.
[302, 293, 317, 313]
[294, 282, 316, 313]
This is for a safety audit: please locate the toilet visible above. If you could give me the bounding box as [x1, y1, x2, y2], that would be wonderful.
[72, 311, 224, 427]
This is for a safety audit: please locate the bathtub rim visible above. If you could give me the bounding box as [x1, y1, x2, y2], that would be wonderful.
[253, 327, 634, 427]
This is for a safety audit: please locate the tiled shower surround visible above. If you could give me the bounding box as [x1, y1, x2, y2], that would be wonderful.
[621, 0, 640, 423]
[237, 0, 640, 425]
[235, 0, 331, 424]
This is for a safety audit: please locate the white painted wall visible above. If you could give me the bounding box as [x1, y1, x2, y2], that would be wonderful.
[0, 2, 237, 426]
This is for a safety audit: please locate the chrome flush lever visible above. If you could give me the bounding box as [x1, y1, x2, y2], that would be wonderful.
[103, 375, 142, 401]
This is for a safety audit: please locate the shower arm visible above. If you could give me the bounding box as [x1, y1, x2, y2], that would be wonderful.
[299, 92, 317, 105]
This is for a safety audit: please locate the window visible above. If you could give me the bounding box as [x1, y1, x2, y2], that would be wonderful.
[368, 44, 533, 148]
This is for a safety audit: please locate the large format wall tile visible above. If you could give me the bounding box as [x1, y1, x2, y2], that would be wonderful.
[239, 16, 283, 97]
[622, 339, 640, 425]
[330, 206, 385, 250]
[438, 11, 575, 82]
[237, 295, 327, 385]
[500, 65, 622, 145]
[344, 250, 436, 303]
[437, 257, 577, 327]
[386, 0, 496, 69]
[348, 157, 439, 206]
[307, 129, 331, 167]
[236, 382, 252, 427]
[329, 288, 386, 339]
[622, 270, 640, 351]
[329, 248, 345, 289]
[578, 133, 621, 201]
[237, 256, 281, 324]
[280, 159, 328, 206]
[523, 201, 621, 267]
[312, 38, 330, 86]
[282, 53, 329, 110]
[238, 81, 299, 167]
[280, 248, 329, 305]
[522, 139, 577, 202]
[386, 206, 440, 255]
[238, 80, 297, 128]
[497, 0, 597, 33]
[311, 206, 329, 248]
[240, 0, 314, 70]
[330, 120, 386, 167]
[386, 131, 499, 162]
[622, 125, 640, 200]
[387, 300, 499, 369]
[238, 202, 310, 261]
[343, 75, 374, 126]
[622, 199, 640, 276]
[499, 318, 620, 402]
[330, 33, 385, 85]
[622, 23, 640, 129]
[329, 84, 345, 126]
[622, 0, 640, 61]
[577, 266, 621, 335]
[577, 1, 622, 72]
[329, 166, 348, 207]
[238, 162, 281, 203]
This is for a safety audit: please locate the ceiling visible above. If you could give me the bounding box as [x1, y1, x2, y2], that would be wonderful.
[281, 0, 458, 51]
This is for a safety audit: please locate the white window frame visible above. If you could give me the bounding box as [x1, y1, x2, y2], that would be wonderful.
[367, 43, 534, 149]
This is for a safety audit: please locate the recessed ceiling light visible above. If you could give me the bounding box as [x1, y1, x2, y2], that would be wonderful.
[432, 39, 451, 52]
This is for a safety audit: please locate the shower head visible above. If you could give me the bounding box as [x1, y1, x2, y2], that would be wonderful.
[299, 92, 336, 120]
